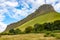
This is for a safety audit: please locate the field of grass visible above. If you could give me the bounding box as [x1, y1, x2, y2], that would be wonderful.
[16, 12, 60, 31]
[0, 33, 57, 40]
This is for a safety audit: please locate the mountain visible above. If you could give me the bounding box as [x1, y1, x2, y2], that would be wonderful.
[5, 4, 60, 32]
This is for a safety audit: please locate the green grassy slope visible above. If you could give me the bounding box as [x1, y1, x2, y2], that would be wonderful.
[4, 4, 60, 32]
[16, 12, 60, 31]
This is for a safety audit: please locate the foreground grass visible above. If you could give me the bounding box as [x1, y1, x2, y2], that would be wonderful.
[0, 33, 57, 40]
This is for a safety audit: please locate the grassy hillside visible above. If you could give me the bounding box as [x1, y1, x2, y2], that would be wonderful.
[5, 4, 60, 32]
[16, 12, 60, 31]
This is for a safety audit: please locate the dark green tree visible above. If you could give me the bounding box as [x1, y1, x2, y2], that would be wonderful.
[43, 23, 53, 31]
[34, 23, 44, 32]
[14, 29, 21, 34]
[53, 20, 60, 30]
[9, 29, 15, 33]
[9, 29, 15, 34]
[25, 26, 33, 33]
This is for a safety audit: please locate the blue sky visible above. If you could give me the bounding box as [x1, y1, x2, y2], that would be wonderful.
[0, 0, 60, 32]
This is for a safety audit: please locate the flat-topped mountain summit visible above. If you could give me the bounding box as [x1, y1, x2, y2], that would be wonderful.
[36, 4, 54, 12]
[4, 4, 60, 32]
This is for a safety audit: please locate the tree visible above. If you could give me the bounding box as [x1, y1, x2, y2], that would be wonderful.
[9, 29, 22, 34]
[43, 23, 53, 31]
[25, 26, 33, 33]
[9, 29, 15, 34]
[34, 23, 44, 32]
[14, 29, 21, 34]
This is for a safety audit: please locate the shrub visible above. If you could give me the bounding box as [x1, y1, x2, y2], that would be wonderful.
[44, 31, 51, 37]
[44, 34, 48, 37]
[50, 33, 55, 37]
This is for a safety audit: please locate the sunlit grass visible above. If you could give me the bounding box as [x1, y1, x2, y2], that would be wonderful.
[16, 12, 60, 31]
[0, 33, 56, 40]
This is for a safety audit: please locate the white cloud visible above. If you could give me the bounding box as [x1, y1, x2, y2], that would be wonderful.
[0, 13, 7, 33]
[46, 0, 58, 4]
[5, 1, 18, 7]
[0, 22, 7, 33]
[54, 3, 60, 12]
[0, 14, 5, 21]
[27, 0, 45, 9]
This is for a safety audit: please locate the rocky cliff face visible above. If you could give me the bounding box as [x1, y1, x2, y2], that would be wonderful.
[5, 4, 55, 32]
